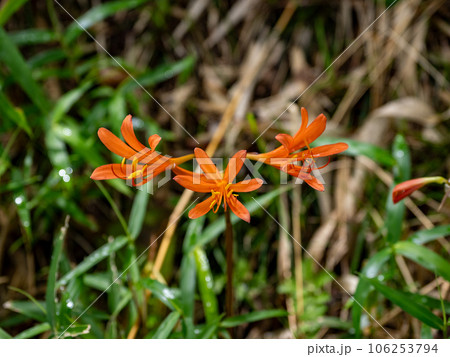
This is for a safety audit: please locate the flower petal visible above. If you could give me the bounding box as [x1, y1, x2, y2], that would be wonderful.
[173, 175, 217, 193]
[227, 195, 250, 223]
[224, 150, 247, 182]
[189, 195, 216, 219]
[148, 134, 161, 150]
[98, 127, 136, 158]
[392, 177, 445, 204]
[231, 178, 263, 192]
[194, 148, 220, 178]
[297, 143, 349, 159]
[275, 133, 294, 152]
[90, 164, 127, 180]
[292, 113, 327, 151]
[120, 115, 147, 152]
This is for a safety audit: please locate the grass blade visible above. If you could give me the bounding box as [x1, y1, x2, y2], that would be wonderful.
[365, 277, 443, 330]
[409, 225, 450, 245]
[394, 241, 450, 283]
[0, 0, 28, 25]
[221, 309, 287, 328]
[152, 311, 180, 339]
[14, 322, 51, 339]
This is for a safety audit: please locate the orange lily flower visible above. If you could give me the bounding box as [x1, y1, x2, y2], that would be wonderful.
[173, 148, 263, 223]
[392, 176, 447, 204]
[247, 107, 348, 191]
[91, 115, 193, 186]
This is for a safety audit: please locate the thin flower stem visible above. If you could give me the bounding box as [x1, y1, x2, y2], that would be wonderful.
[95, 181, 131, 239]
[225, 209, 234, 324]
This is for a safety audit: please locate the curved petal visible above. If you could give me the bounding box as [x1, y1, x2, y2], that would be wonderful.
[98, 128, 136, 158]
[173, 175, 217, 193]
[392, 177, 445, 203]
[120, 115, 147, 152]
[304, 177, 325, 192]
[224, 150, 247, 183]
[296, 143, 349, 159]
[275, 133, 294, 152]
[148, 134, 161, 150]
[189, 195, 216, 219]
[292, 113, 327, 151]
[90, 164, 127, 180]
[231, 178, 263, 192]
[227, 195, 250, 223]
[194, 148, 220, 178]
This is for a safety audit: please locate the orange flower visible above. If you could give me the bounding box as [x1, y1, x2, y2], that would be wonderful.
[392, 176, 447, 204]
[173, 148, 263, 223]
[91, 115, 192, 186]
[247, 107, 348, 191]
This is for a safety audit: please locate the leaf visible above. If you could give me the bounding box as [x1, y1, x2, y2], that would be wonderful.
[221, 309, 288, 328]
[119, 56, 196, 93]
[128, 184, 150, 239]
[152, 311, 180, 339]
[0, 0, 29, 26]
[352, 247, 392, 338]
[3, 300, 46, 322]
[409, 225, 450, 245]
[312, 137, 396, 167]
[59, 324, 91, 338]
[0, 92, 32, 136]
[385, 134, 410, 244]
[50, 81, 93, 124]
[394, 241, 450, 283]
[141, 278, 182, 313]
[0, 327, 12, 339]
[0, 27, 49, 113]
[364, 277, 443, 330]
[57, 236, 128, 287]
[9, 29, 57, 46]
[180, 252, 196, 322]
[14, 322, 51, 339]
[64, 0, 149, 44]
[46, 217, 69, 334]
[193, 247, 219, 324]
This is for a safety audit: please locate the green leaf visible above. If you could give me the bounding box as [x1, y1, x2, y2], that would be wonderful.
[0, 92, 31, 136]
[221, 309, 288, 328]
[3, 300, 46, 322]
[352, 247, 392, 337]
[14, 322, 51, 339]
[119, 56, 196, 93]
[194, 247, 219, 324]
[152, 311, 180, 339]
[409, 225, 450, 245]
[46, 217, 69, 334]
[58, 324, 91, 338]
[0, 327, 12, 339]
[180, 252, 196, 321]
[364, 277, 443, 330]
[394, 241, 450, 283]
[128, 184, 150, 239]
[141, 278, 182, 313]
[57, 236, 128, 287]
[64, 0, 149, 44]
[385, 134, 410, 244]
[312, 137, 395, 167]
[50, 81, 93, 124]
[9, 29, 57, 46]
[0, 0, 29, 26]
[0, 27, 49, 113]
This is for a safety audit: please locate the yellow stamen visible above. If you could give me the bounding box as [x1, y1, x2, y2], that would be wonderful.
[121, 157, 126, 170]
[209, 199, 217, 209]
[227, 189, 234, 198]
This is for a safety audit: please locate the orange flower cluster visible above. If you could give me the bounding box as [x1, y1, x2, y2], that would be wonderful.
[91, 108, 348, 222]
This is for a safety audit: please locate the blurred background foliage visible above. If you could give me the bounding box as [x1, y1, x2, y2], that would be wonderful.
[0, 0, 449, 339]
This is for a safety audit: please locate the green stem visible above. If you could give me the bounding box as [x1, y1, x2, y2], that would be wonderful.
[225, 209, 234, 324]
